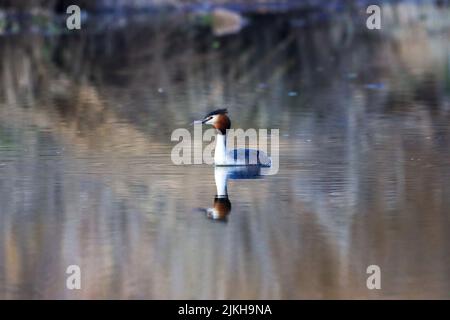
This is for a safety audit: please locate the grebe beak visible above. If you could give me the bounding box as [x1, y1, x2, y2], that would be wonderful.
[192, 116, 213, 125]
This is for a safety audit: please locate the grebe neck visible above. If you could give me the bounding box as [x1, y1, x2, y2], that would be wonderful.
[214, 133, 227, 165]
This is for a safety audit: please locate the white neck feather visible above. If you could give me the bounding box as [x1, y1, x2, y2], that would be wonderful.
[214, 133, 227, 165]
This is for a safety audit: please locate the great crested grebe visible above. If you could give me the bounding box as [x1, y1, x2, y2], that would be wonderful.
[194, 109, 271, 167]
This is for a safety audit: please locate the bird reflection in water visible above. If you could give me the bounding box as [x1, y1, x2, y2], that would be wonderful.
[198, 166, 265, 222]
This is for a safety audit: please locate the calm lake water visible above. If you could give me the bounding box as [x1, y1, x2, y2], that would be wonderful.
[1, 3, 450, 299]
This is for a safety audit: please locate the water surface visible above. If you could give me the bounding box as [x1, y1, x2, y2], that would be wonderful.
[1, 3, 450, 299]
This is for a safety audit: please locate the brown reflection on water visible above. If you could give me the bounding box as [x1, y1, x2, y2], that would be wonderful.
[1, 3, 450, 299]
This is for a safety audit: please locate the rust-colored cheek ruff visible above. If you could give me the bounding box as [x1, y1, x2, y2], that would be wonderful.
[213, 114, 231, 135]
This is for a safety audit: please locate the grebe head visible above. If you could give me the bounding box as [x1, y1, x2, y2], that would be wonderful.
[196, 108, 231, 135]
